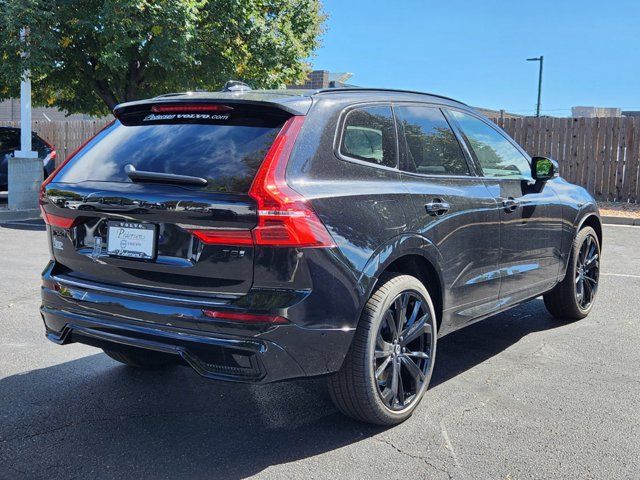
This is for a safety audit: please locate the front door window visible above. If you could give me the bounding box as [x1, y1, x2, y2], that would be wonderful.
[449, 110, 532, 181]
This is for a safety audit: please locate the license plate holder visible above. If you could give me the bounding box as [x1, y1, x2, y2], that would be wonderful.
[107, 221, 157, 260]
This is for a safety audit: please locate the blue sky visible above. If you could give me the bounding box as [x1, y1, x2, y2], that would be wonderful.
[313, 0, 640, 116]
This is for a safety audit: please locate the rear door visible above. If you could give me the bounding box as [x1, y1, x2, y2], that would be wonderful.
[394, 104, 502, 331]
[42, 103, 290, 297]
[447, 109, 563, 303]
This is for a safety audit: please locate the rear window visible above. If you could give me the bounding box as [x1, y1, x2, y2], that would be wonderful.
[54, 109, 287, 193]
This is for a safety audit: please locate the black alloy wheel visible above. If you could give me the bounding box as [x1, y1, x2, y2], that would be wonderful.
[575, 233, 600, 310]
[374, 291, 435, 411]
[328, 274, 438, 425]
[544, 226, 601, 320]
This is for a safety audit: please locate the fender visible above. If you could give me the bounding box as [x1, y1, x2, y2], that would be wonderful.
[354, 232, 445, 324]
[559, 206, 601, 281]
[548, 180, 601, 281]
[576, 210, 601, 237]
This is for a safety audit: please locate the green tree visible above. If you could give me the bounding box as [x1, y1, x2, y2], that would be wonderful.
[0, 0, 325, 116]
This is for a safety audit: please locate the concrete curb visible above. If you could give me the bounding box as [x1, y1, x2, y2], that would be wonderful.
[601, 215, 640, 226]
[0, 208, 40, 222]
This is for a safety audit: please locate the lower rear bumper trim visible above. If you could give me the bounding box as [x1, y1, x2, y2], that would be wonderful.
[42, 307, 305, 383]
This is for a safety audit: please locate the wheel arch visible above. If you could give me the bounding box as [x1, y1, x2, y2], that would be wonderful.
[357, 234, 445, 332]
[559, 212, 602, 282]
[578, 213, 603, 247]
[382, 254, 444, 332]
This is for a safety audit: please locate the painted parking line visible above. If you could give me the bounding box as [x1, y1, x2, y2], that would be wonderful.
[604, 223, 640, 229]
[600, 272, 640, 279]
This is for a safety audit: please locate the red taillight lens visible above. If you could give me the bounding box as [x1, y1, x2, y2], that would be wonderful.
[186, 228, 253, 245]
[41, 212, 80, 229]
[202, 309, 288, 324]
[151, 104, 233, 113]
[248, 116, 335, 248]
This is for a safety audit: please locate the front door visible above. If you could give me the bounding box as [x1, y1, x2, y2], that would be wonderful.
[447, 109, 563, 305]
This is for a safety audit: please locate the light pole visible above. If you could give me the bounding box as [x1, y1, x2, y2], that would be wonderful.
[526, 56, 544, 117]
[9, 26, 41, 212]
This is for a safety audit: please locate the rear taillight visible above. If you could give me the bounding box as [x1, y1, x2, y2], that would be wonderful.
[188, 116, 334, 248]
[41, 212, 82, 229]
[43, 138, 56, 161]
[248, 116, 335, 247]
[202, 309, 288, 324]
[186, 228, 253, 246]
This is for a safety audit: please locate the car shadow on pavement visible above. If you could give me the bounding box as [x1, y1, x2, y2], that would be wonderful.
[0, 298, 566, 479]
[0, 219, 46, 231]
[431, 298, 566, 388]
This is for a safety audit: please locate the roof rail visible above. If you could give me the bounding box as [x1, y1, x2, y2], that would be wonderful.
[313, 87, 466, 105]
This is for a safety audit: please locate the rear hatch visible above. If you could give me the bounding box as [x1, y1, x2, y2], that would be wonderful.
[41, 100, 295, 298]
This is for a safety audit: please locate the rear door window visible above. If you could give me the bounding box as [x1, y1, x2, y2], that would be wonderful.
[54, 108, 287, 194]
[395, 106, 470, 176]
[339, 106, 397, 168]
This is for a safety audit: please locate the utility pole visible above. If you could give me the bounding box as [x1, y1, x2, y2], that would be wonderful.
[9, 26, 41, 213]
[526, 56, 544, 117]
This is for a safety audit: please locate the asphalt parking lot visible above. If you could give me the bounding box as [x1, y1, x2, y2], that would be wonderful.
[1, 222, 639, 479]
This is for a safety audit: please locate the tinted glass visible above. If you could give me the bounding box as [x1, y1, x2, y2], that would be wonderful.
[0, 129, 19, 153]
[32, 134, 50, 157]
[450, 110, 531, 179]
[396, 106, 469, 176]
[340, 106, 397, 168]
[55, 118, 285, 194]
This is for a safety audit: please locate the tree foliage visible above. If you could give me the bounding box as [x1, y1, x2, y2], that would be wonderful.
[0, 0, 325, 115]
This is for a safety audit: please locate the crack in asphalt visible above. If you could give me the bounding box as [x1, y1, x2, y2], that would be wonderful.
[372, 436, 454, 480]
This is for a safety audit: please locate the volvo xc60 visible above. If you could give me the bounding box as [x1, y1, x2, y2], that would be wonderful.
[40, 88, 601, 425]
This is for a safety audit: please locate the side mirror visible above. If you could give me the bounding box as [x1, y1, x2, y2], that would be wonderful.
[531, 156, 559, 182]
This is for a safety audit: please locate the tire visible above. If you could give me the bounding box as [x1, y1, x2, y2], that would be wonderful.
[328, 273, 437, 425]
[544, 226, 600, 320]
[103, 348, 176, 369]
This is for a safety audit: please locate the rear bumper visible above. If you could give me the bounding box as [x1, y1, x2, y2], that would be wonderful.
[41, 266, 355, 383]
[42, 307, 302, 382]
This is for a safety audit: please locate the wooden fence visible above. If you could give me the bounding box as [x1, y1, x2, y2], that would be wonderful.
[2, 116, 640, 203]
[0, 119, 111, 163]
[490, 116, 640, 203]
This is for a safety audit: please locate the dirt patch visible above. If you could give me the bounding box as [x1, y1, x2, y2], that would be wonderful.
[598, 202, 640, 219]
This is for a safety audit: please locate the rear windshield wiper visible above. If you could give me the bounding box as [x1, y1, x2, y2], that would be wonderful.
[124, 164, 208, 187]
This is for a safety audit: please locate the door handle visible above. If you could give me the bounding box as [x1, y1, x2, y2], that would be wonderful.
[502, 197, 520, 213]
[425, 200, 450, 216]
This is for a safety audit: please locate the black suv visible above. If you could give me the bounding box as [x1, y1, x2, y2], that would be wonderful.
[0, 127, 56, 191]
[40, 88, 601, 425]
